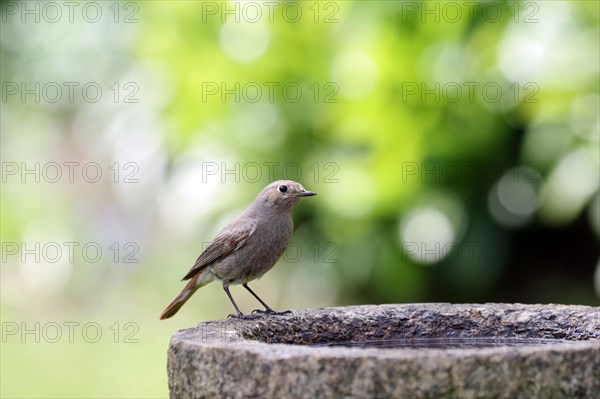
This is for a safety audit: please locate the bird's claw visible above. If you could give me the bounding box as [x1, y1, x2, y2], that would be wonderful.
[251, 309, 293, 316]
[227, 313, 263, 320]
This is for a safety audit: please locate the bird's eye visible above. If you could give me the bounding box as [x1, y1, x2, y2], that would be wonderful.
[278, 185, 288, 193]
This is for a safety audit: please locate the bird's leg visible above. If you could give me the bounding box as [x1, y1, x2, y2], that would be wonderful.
[243, 283, 292, 316]
[223, 283, 243, 318]
[223, 283, 261, 319]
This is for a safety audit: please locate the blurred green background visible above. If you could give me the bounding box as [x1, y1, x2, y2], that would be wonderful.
[1, 0, 599, 397]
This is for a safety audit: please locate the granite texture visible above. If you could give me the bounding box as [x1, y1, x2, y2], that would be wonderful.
[167, 303, 600, 399]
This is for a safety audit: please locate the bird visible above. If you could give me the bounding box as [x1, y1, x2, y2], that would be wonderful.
[160, 180, 316, 319]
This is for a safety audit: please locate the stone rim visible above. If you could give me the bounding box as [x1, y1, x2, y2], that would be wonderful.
[172, 303, 600, 347]
[168, 303, 600, 399]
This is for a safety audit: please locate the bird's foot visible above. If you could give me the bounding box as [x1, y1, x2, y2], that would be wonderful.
[227, 313, 263, 320]
[251, 308, 293, 316]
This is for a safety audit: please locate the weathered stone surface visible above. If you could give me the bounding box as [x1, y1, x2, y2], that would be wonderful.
[167, 303, 600, 399]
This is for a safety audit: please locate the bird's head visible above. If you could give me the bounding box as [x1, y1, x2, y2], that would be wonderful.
[257, 180, 316, 210]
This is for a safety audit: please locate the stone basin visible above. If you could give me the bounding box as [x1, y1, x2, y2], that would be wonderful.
[167, 303, 600, 398]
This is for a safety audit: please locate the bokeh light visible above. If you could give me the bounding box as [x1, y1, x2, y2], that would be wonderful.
[538, 148, 600, 225]
[488, 166, 541, 228]
[219, 19, 270, 63]
[330, 50, 378, 100]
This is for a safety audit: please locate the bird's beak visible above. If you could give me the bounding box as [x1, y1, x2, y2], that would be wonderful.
[299, 190, 317, 197]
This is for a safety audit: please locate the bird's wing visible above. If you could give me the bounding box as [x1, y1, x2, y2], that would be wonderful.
[181, 218, 257, 280]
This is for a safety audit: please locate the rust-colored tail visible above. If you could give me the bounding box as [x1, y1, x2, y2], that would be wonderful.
[160, 271, 214, 320]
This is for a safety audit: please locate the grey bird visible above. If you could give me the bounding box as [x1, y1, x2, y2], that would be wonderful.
[160, 180, 316, 319]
